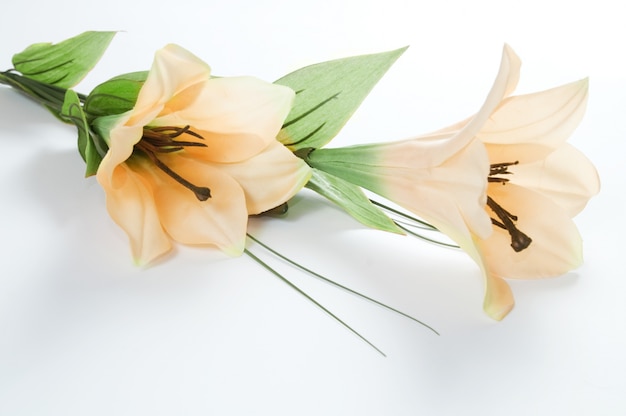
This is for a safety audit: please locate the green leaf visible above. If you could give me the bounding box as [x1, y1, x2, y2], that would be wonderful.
[61, 90, 89, 160]
[61, 90, 105, 177]
[84, 71, 147, 118]
[12, 31, 116, 89]
[275, 47, 407, 150]
[91, 112, 121, 145]
[306, 168, 403, 234]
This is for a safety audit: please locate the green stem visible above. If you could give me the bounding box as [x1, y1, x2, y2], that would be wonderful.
[247, 233, 439, 335]
[0, 70, 80, 119]
[394, 222, 459, 249]
[244, 248, 387, 356]
[369, 199, 437, 230]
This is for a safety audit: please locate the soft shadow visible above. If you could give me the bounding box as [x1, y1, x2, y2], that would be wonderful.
[0, 88, 59, 134]
[1, 86, 93, 224]
[508, 271, 581, 296]
[17, 147, 98, 223]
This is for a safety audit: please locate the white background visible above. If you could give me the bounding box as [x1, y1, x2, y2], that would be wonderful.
[1, 1, 624, 415]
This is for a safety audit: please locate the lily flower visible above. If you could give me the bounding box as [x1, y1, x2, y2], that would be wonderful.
[94, 44, 311, 264]
[304, 45, 599, 320]
[431, 60, 599, 320]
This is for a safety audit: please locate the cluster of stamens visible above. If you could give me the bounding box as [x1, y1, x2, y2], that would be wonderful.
[487, 161, 532, 252]
[135, 125, 212, 201]
[488, 161, 518, 183]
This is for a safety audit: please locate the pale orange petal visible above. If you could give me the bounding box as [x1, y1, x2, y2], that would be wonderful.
[217, 141, 312, 214]
[97, 122, 145, 186]
[478, 78, 589, 147]
[411, 44, 522, 157]
[181, 130, 271, 164]
[128, 44, 211, 126]
[501, 44, 522, 97]
[153, 77, 295, 163]
[98, 162, 172, 265]
[455, 44, 521, 147]
[485, 142, 554, 166]
[483, 272, 515, 321]
[456, 236, 515, 320]
[482, 183, 583, 280]
[380, 139, 492, 241]
[98, 45, 213, 188]
[508, 144, 600, 217]
[153, 156, 248, 255]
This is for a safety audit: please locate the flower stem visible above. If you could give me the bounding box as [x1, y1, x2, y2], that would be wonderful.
[244, 247, 387, 357]
[369, 199, 437, 230]
[0, 70, 78, 119]
[247, 233, 439, 335]
[370, 199, 460, 249]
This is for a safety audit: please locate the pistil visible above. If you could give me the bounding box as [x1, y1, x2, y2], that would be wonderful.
[151, 156, 211, 201]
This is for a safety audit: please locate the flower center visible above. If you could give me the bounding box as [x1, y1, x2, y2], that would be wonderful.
[135, 126, 211, 201]
[487, 161, 532, 252]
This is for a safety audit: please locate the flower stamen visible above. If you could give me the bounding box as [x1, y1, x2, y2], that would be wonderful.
[487, 196, 531, 252]
[136, 125, 212, 201]
[488, 161, 519, 184]
[486, 161, 531, 252]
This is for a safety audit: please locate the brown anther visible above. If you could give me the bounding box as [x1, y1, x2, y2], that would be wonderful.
[489, 161, 519, 184]
[487, 196, 531, 252]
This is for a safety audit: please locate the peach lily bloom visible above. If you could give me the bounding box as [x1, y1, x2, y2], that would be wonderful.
[304, 45, 599, 320]
[430, 50, 599, 320]
[94, 44, 311, 264]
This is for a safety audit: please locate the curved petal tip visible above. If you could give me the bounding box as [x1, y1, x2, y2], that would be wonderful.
[483, 274, 515, 321]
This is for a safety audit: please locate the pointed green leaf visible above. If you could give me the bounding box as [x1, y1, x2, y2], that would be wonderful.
[306, 168, 403, 234]
[84, 71, 147, 118]
[275, 47, 407, 150]
[61, 90, 105, 177]
[12, 31, 116, 88]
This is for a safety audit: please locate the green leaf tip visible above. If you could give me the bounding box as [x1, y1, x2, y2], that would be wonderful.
[12, 31, 117, 89]
[275, 46, 408, 150]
